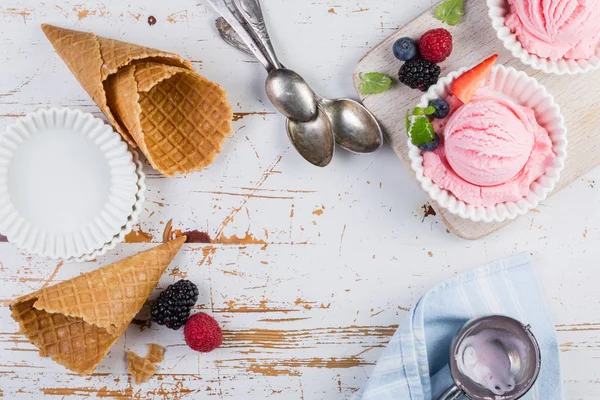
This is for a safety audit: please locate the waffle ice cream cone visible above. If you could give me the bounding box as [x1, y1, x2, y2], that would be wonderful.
[41, 24, 233, 176]
[10, 237, 186, 375]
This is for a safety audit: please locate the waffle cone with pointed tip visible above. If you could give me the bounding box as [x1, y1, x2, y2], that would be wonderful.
[41, 24, 233, 176]
[10, 237, 186, 375]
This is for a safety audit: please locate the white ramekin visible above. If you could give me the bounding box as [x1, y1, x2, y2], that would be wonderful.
[487, 0, 600, 75]
[408, 65, 568, 223]
[0, 108, 141, 260]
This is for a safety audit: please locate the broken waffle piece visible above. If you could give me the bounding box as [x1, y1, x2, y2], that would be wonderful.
[127, 352, 157, 385]
[146, 343, 165, 363]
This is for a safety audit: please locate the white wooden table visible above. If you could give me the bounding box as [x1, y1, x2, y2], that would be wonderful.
[0, 1, 599, 399]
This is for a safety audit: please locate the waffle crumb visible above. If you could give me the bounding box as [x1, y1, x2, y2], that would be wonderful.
[146, 343, 165, 363]
[127, 352, 157, 385]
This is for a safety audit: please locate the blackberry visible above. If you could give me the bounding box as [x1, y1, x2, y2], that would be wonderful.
[151, 280, 199, 330]
[398, 60, 440, 92]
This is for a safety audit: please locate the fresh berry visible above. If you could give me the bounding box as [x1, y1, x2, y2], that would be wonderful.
[151, 280, 199, 330]
[398, 60, 441, 92]
[451, 54, 498, 104]
[419, 134, 440, 151]
[418, 28, 453, 63]
[406, 107, 436, 147]
[428, 98, 450, 119]
[393, 37, 418, 61]
[184, 313, 223, 353]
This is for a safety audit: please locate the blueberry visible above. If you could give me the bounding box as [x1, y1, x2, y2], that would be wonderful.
[428, 98, 450, 119]
[419, 134, 440, 152]
[393, 37, 417, 61]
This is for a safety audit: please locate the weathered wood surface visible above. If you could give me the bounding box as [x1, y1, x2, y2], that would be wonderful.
[0, 1, 599, 399]
[355, 0, 600, 239]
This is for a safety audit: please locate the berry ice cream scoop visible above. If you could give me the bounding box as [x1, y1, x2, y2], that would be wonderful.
[505, 0, 600, 60]
[444, 96, 534, 187]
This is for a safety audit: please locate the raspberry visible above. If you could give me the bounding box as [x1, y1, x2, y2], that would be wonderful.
[418, 28, 453, 63]
[184, 313, 222, 353]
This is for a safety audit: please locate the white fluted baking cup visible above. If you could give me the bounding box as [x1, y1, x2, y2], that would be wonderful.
[408, 65, 567, 223]
[0, 108, 139, 260]
[487, 0, 600, 75]
[66, 150, 146, 263]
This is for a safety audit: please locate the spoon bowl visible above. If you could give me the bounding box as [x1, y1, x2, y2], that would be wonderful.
[320, 97, 383, 154]
[286, 107, 334, 167]
[266, 68, 318, 123]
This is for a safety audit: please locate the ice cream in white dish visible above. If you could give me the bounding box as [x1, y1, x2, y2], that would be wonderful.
[424, 87, 555, 207]
[505, 0, 600, 60]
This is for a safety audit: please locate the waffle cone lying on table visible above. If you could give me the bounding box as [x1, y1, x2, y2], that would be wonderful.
[10, 237, 186, 375]
[41, 24, 233, 176]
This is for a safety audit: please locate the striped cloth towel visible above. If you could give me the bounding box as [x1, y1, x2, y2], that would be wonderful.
[356, 253, 562, 399]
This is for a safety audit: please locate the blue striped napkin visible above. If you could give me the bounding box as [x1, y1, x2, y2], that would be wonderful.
[356, 253, 562, 400]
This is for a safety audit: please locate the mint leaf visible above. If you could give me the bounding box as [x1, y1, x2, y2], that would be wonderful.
[359, 72, 393, 95]
[412, 107, 424, 116]
[435, 0, 464, 26]
[408, 115, 436, 146]
[405, 109, 410, 134]
[424, 106, 436, 115]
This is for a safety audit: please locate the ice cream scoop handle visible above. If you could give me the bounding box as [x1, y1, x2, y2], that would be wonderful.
[437, 384, 464, 400]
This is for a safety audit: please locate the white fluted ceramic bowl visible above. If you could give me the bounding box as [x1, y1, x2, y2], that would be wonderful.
[66, 150, 146, 263]
[408, 65, 567, 223]
[487, 0, 600, 75]
[0, 108, 139, 259]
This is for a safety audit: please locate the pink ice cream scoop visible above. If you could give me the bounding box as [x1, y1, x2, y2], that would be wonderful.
[423, 88, 555, 207]
[444, 97, 534, 187]
[505, 0, 600, 60]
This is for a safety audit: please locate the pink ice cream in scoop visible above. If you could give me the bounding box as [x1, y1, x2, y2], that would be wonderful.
[505, 0, 600, 60]
[423, 88, 555, 207]
[444, 97, 534, 187]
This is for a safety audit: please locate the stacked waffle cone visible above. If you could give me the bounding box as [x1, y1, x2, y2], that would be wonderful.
[41, 24, 233, 176]
[10, 237, 186, 375]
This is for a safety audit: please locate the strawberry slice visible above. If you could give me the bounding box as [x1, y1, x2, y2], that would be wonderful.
[450, 54, 499, 104]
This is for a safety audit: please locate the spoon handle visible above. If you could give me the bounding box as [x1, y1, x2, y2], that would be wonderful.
[206, 0, 272, 71]
[215, 17, 255, 58]
[232, 0, 282, 70]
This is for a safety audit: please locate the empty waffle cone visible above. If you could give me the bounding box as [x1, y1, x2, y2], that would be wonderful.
[42, 24, 233, 176]
[10, 237, 186, 375]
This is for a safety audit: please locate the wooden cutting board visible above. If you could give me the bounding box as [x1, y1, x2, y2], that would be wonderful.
[354, 0, 600, 240]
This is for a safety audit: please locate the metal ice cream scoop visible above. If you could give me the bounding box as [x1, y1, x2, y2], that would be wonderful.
[438, 315, 541, 400]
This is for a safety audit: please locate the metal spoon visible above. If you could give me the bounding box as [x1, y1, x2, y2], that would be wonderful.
[216, 11, 383, 154]
[287, 108, 334, 167]
[207, 0, 317, 123]
[210, 4, 333, 167]
[208, 1, 331, 167]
